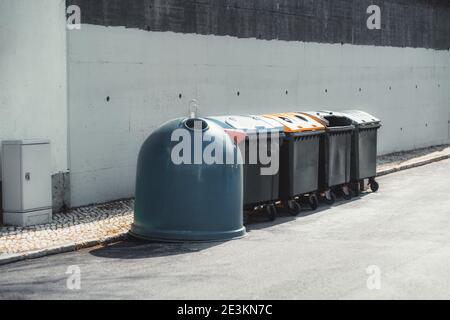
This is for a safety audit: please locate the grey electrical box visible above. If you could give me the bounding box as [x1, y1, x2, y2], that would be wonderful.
[1, 140, 52, 227]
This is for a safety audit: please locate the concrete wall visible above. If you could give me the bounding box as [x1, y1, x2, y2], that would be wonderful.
[0, 0, 69, 210]
[67, 25, 450, 206]
[1, 0, 448, 208]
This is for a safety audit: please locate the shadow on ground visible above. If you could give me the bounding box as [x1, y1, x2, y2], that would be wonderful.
[245, 191, 372, 232]
[89, 236, 226, 260]
[90, 191, 373, 260]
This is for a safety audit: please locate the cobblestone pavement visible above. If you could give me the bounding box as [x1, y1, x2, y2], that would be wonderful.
[0, 201, 133, 255]
[0, 144, 449, 256]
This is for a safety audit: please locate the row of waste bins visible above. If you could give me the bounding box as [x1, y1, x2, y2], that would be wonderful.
[208, 110, 381, 221]
[131, 110, 381, 242]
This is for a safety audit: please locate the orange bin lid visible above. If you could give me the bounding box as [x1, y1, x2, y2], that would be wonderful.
[262, 113, 326, 133]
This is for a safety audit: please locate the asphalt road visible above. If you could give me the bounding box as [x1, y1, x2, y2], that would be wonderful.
[1, 160, 450, 300]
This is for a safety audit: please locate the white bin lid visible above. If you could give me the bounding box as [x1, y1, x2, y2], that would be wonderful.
[209, 115, 284, 134]
[340, 110, 381, 125]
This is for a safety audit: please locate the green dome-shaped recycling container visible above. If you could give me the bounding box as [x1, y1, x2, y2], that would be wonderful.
[131, 118, 246, 242]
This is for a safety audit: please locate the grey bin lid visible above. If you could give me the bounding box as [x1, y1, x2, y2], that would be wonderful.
[208, 115, 284, 135]
[340, 110, 381, 128]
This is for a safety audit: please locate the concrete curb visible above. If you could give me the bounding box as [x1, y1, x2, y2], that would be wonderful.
[1, 153, 449, 267]
[0, 234, 128, 266]
[377, 154, 450, 177]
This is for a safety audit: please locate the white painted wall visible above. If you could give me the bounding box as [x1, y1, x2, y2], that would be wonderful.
[0, 0, 68, 178]
[67, 25, 450, 207]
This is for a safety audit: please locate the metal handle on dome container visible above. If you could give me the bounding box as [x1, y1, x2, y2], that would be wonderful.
[188, 99, 199, 119]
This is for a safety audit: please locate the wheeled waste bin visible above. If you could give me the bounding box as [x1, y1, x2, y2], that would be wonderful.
[131, 118, 246, 242]
[300, 111, 355, 204]
[340, 110, 382, 194]
[208, 115, 284, 221]
[262, 113, 325, 213]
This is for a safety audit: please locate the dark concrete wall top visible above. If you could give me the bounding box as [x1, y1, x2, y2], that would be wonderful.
[68, 0, 450, 50]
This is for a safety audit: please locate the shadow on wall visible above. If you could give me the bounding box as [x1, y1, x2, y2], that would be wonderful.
[52, 172, 71, 213]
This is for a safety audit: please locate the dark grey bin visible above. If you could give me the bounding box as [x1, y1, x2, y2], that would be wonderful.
[208, 116, 285, 221]
[341, 110, 382, 193]
[301, 111, 355, 204]
[262, 113, 326, 213]
[131, 118, 246, 242]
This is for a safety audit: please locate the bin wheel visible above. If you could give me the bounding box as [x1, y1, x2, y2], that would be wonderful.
[342, 185, 352, 201]
[323, 190, 336, 205]
[308, 194, 319, 211]
[370, 179, 379, 193]
[286, 200, 302, 216]
[266, 205, 277, 222]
